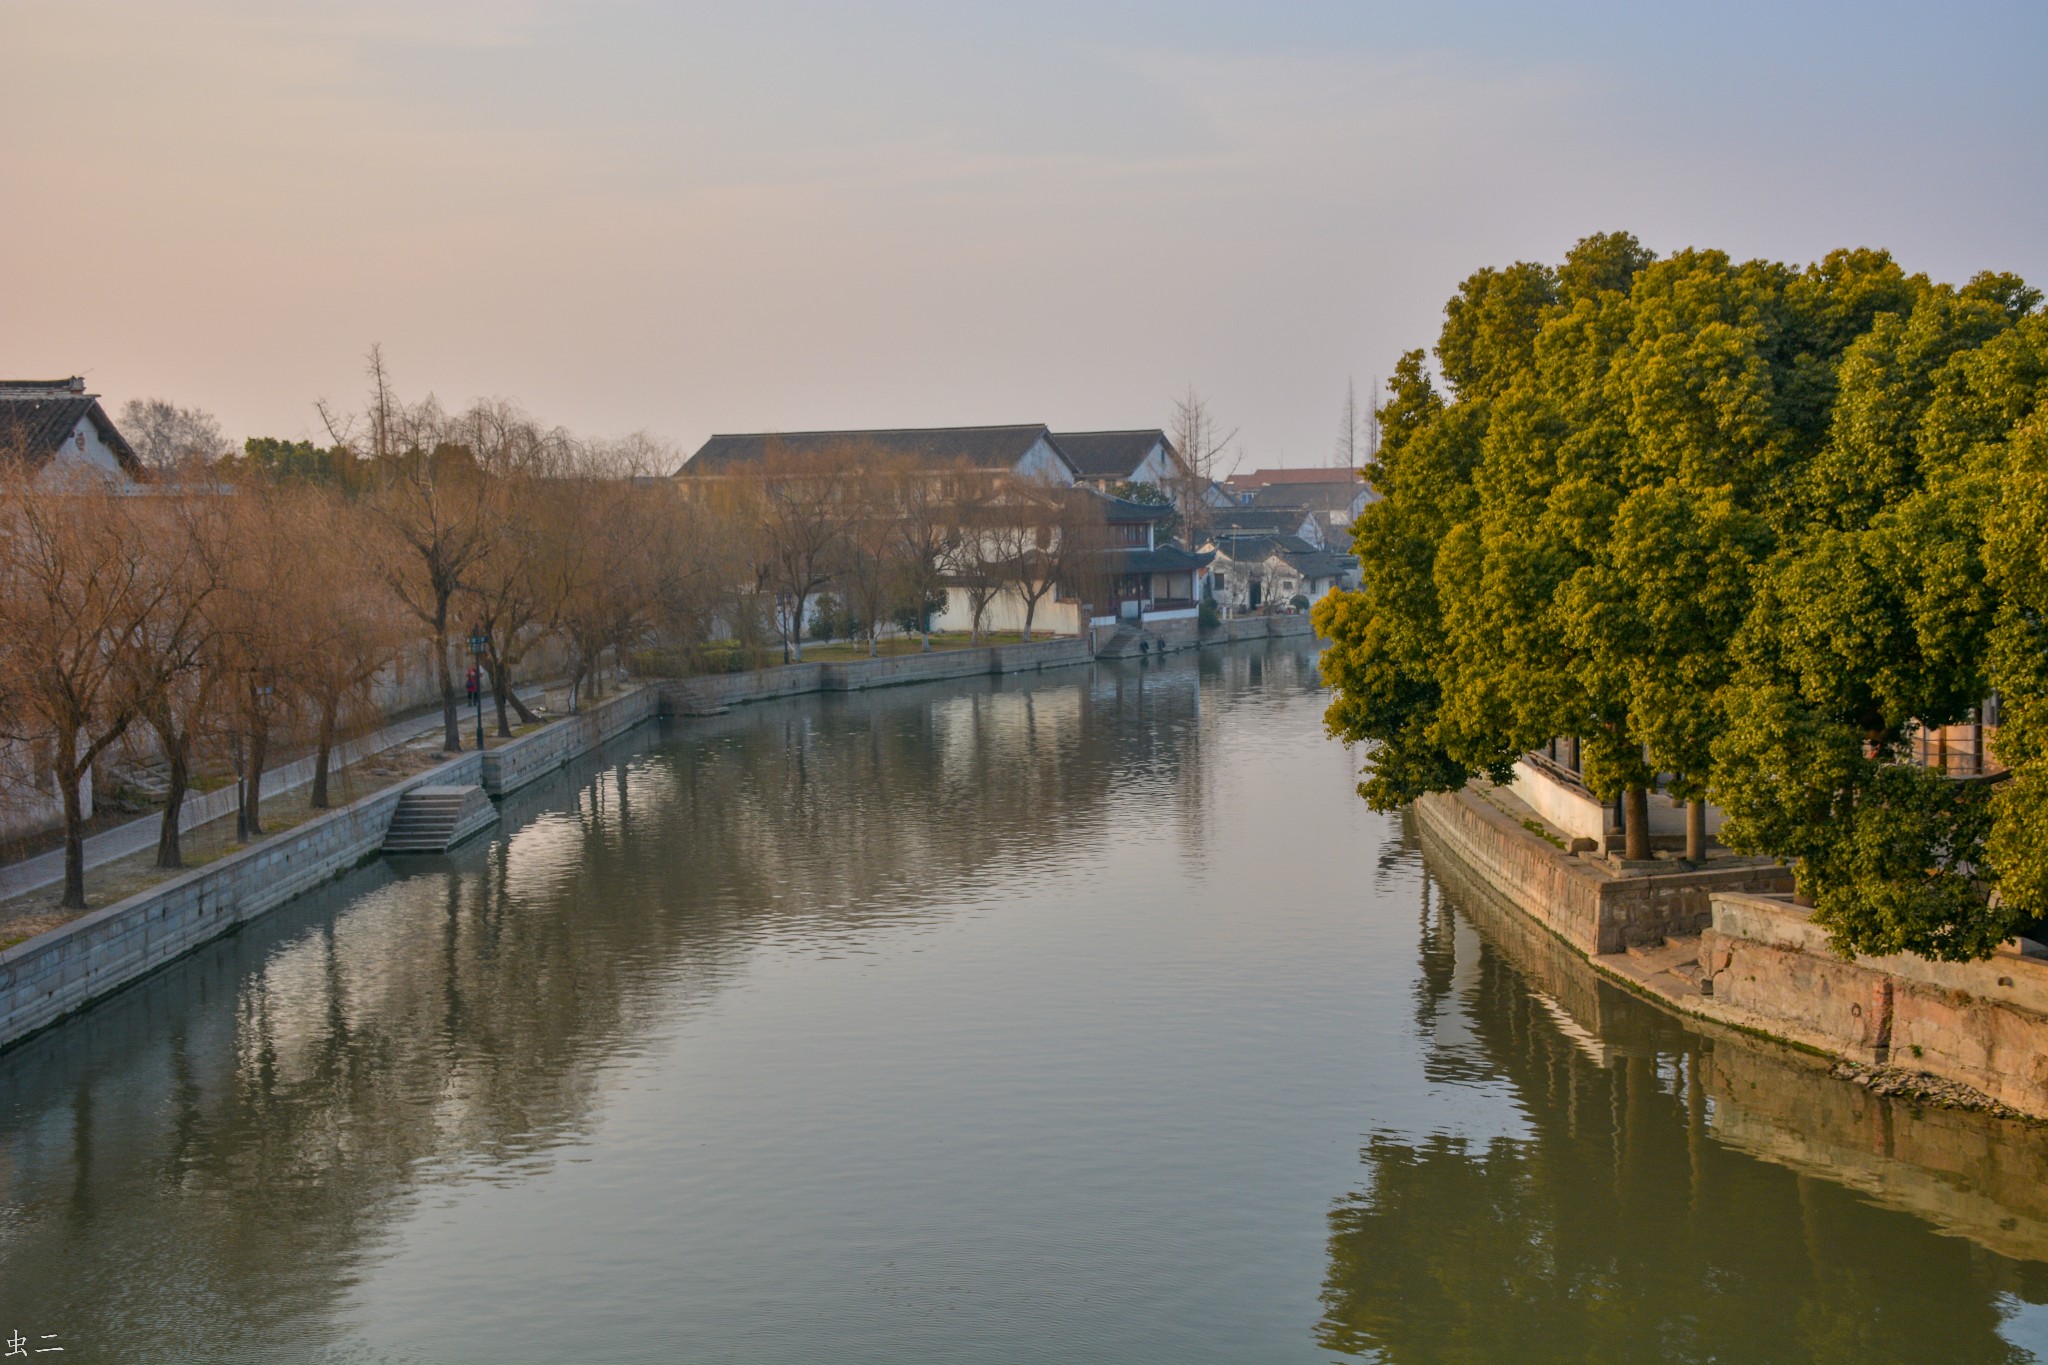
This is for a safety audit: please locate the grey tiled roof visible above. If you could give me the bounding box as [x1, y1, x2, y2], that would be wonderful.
[682, 424, 1070, 476]
[1086, 487, 1174, 521]
[1208, 507, 1310, 534]
[0, 386, 142, 475]
[1108, 543, 1214, 573]
[1277, 548, 1356, 579]
[1248, 480, 1362, 512]
[1051, 429, 1174, 480]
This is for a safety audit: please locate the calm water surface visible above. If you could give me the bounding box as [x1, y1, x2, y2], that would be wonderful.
[5, 642, 2048, 1363]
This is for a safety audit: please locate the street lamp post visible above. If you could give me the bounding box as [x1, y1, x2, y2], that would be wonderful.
[468, 630, 488, 752]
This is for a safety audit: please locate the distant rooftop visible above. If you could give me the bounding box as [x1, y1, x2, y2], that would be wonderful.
[0, 377, 141, 476]
[1224, 466, 1365, 489]
[681, 424, 1068, 476]
[1050, 429, 1174, 480]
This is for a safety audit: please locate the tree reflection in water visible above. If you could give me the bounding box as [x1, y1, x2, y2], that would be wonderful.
[0, 646, 1323, 1363]
[1319, 857, 2048, 1364]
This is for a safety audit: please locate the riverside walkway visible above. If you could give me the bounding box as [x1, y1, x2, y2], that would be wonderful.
[0, 694, 540, 903]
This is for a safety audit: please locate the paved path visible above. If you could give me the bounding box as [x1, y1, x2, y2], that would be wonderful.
[0, 694, 540, 903]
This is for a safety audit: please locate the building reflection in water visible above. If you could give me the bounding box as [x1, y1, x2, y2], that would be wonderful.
[1319, 825, 2048, 1364]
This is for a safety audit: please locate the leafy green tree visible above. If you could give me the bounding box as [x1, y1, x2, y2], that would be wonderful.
[1323, 232, 2048, 955]
[1986, 414, 2048, 924]
[237, 436, 360, 486]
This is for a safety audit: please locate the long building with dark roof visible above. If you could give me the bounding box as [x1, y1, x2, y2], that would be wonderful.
[679, 424, 1078, 483]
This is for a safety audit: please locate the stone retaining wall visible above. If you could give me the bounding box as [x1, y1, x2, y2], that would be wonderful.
[1414, 786, 1791, 955]
[0, 685, 666, 1053]
[1703, 892, 2048, 1117]
[479, 687, 660, 797]
[1215, 614, 1313, 644]
[660, 637, 1094, 713]
[0, 753, 483, 1050]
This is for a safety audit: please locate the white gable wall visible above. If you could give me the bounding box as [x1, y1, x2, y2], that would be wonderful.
[1012, 436, 1077, 485]
[37, 415, 131, 487]
[1124, 442, 1175, 488]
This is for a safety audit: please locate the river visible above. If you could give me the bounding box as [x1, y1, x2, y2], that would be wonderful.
[3, 639, 2047, 1363]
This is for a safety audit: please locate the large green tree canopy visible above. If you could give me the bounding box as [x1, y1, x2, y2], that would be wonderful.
[1316, 233, 2047, 961]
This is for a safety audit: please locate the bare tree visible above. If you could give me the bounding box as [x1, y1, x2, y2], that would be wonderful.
[288, 491, 407, 806]
[946, 478, 1007, 644]
[1046, 487, 1113, 630]
[213, 479, 307, 838]
[1365, 372, 1382, 465]
[892, 461, 965, 653]
[320, 349, 497, 752]
[993, 477, 1088, 642]
[119, 398, 232, 472]
[749, 443, 857, 663]
[140, 493, 230, 867]
[464, 419, 575, 735]
[552, 471, 666, 709]
[0, 471, 206, 906]
[829, 449, 925, 658]
[1335, 377, 1361, 471]
[1169, 386, 1237, 546]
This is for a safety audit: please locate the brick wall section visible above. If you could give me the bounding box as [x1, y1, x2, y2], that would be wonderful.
[1704, 891, 2048, 1116]
[1414, 787, 1792, 955]
[0, 752, 483, 1051]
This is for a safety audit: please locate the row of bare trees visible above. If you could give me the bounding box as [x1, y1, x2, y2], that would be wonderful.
[721, 444, 1115, 663]
[0, 365, 1121, 912]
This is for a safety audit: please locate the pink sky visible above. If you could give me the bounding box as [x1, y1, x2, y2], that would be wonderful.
[5, 1, 2042, 470]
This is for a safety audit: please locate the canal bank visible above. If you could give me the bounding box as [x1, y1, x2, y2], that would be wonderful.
[0, 633, 1213, 1053]
[1415, 781, 2048, 1120]
[1418, 817, 2048, 1266]
[7, 637, 2048, 1364]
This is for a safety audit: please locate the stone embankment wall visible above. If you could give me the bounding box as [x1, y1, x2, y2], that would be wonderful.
[0, 754, 482, 1049]
[0, 633, 1297, 1053]
[480, 687, 661, 795]
[1703, 892, 2048, 1118]
[660, 637, 1095, 713]
[1424, 823, 2048, 1257]
[0, 687, 658, 1053]
[1091, 612, 1312, 656]
[0, 642, 1107, 1050]
[1413, 787, 1791, 955]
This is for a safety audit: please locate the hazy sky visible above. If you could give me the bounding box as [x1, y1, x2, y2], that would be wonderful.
[5, 1, 2044, 470]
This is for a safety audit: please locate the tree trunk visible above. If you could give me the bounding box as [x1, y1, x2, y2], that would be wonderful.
[1021, 600, 1036, 643]
[311, 697, 337, 809]
[156, 736, 190, 868]
[509, 687, 540, 725]
[491, 657, 514, 737]
[789, 593, 807, 663]
[245, 725, 270, 837]
[1685, 798, 1707, 863]
[58, 745, 87, 911]
[1624, 785, 1651, 861]
[232, 730, 249, 844]
[435, 607, 461, 752]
